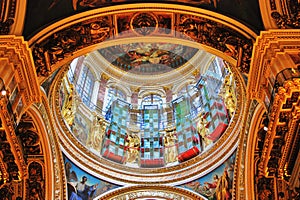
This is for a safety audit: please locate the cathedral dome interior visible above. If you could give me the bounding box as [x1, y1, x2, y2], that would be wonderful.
[57, 35, 240, 174]
[0, 1, 299, 200]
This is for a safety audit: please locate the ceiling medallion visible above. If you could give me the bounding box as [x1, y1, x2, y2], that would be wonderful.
[130, 12, 158, 36]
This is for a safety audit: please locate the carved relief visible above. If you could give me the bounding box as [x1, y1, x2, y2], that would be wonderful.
[87, 116, 108, 152]
[16, 122, 42, 155]
[27, 162, 45, 200]
[31, 8, 254, 78]
[255, 176, 275, 200]
[0, 19, 14, 35]
[116, 12, 173, 37]
[32, 16, 112, 76]
[178, 15, 253, 73]
[271, 0, 300, 29]
[0, 185, 14, 199]
[258, 79, 300, 179]
[0, 0, 17, 35]
[125, 133, 140, 164]
[131, 12, 158, 36]
[0, 94, 25, 181]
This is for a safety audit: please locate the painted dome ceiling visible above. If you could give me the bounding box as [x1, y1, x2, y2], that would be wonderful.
[37, 1, 250, 187]
[97, 42, 198, 74]
[53, 32, 244, 185]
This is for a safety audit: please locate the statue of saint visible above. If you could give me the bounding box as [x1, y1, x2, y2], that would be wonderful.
[164, 129, 178, 163]
[125, 133, 140, 163]
[62, 84, 76, 127]
[197, 114, 212, 147]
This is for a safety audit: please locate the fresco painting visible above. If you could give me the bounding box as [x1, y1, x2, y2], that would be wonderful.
[180, 151, 236, 200]
[72, 113, 90, 145]
[64, 156, 120, 200]
[98, 42, 198, 74]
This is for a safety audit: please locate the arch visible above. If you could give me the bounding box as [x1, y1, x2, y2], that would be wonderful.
[23, 103, 65, 199]
[240, 101, 267, 200]
[38, 2, 250, 187]
[105, 80, 131, 98]
[172, 77, 196, 96]
[28, 3, 257, 84]
[96, 185, 206, 200]
[102, 81, 130, 112]
[82, 56, 102, 81]
[138, 88, 166, 99]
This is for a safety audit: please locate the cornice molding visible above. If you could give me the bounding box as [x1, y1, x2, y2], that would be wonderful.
[248, 29, 300, 103]
[0, 35, 41, 112]
[49, 58, 246, 185]
[96, 185, 204, 200]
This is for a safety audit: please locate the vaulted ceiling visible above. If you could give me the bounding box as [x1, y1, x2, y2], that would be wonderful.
[0, 0, 300, 199]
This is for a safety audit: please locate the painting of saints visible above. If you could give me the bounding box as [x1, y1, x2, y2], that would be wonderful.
[68, 176, 98, 200]
[204, 167, 232, 200]
[181, 153, 235, 200]
[65, 158, 120, 200]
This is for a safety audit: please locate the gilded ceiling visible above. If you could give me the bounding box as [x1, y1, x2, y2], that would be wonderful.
[0, 0, 300, 199]
[24, 0, 263, 38]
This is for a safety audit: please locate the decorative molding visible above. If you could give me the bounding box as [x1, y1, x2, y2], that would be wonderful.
[0, 95, 27, 180]
[33, 95, 66, 200]
[258, 79, 300, 177]
[259, 0, 300, 29]
[96, 185, 204, 200]
[248, 30, 300, 103]
[0, 0, 17, 35]
[28, 3, 256, 82]
[233, 99, 258, 200]
[0, 35, 41, 113]
[49, 57, 246, 185]
[242, 29, 300, 200]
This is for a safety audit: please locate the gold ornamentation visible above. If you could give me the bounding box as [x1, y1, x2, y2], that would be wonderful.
[50, 60, 245, 185]
[258, 78, 300, 178]
[99, 185, 204, 200]
[0, 95, 26, 180]
[219, 72, 237, 118]
[164, 128, 178, 163]
[30, 4, 255, 78]
[61, 84, 77, 127]
[130, 12, 158, 36]
[196, 114, 212, 147]
[0, 36, 40, 110]
[248, 30, 300, 102]
[125, 133, 140, 163]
